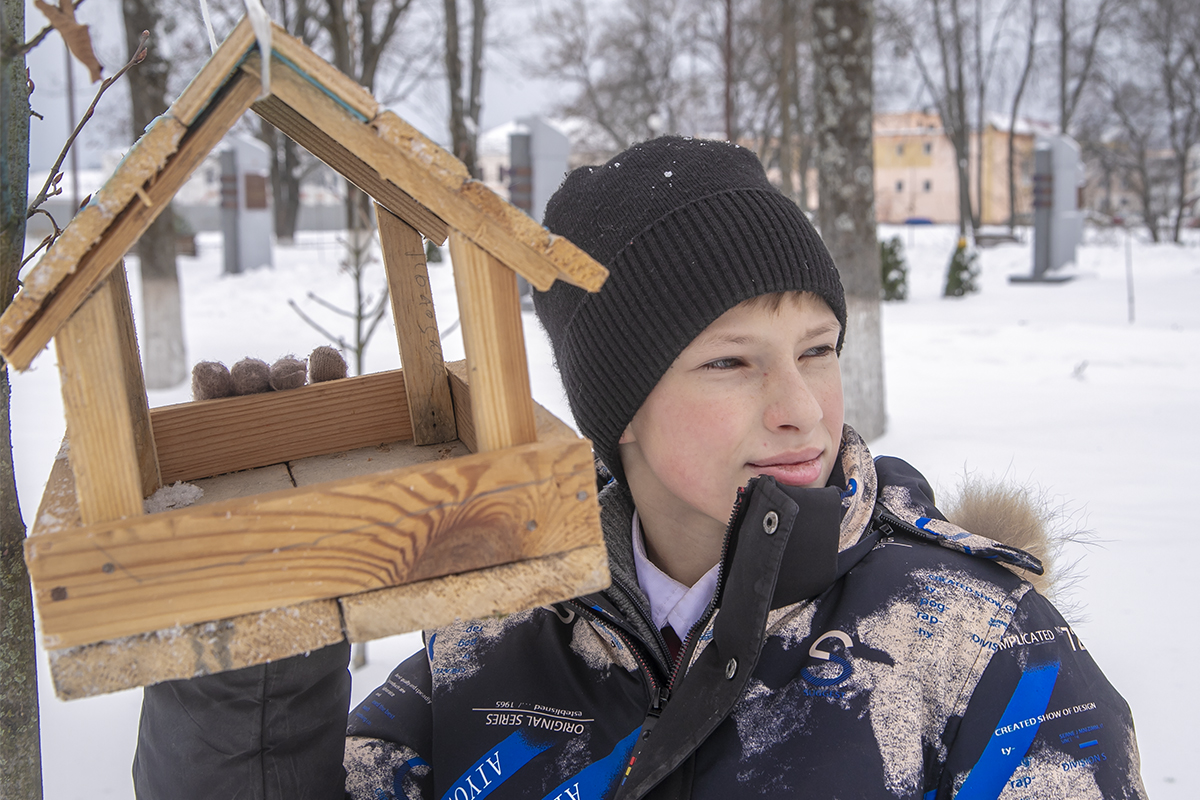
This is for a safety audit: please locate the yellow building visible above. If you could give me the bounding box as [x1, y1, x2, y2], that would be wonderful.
[872, 111, 1041, 226]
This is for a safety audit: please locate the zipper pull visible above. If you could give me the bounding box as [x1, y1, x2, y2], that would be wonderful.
[620, 688, 670, 787]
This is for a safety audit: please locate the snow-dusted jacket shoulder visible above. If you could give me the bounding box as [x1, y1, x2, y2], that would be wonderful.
[345, 430, 1145, 800]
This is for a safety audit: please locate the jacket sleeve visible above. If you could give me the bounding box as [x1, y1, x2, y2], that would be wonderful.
[133, 639, 352, 800]
[936, 589, 1147, 799]
[344, 648, 435, 800]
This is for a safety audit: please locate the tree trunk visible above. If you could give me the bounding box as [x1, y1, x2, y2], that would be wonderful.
[1059, 0, 1068, 132]
[444, 0, 470, 173]
[950, 0, 974, 235]
[1, 0, 43, 793]
[260, 120, 302, 245]
[813, 0, 885, 441]
[1008, 0, 1038, 232]
[777, 0, 796, 201]
[123, 0, 186, 388]
[724, 0, 735, 141]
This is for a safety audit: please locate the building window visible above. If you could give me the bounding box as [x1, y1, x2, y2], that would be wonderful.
[923, 142, 933, 155]
[923, 180, 932, 192]
[896, 144, 904, 156]
[895, 180, 904, 192]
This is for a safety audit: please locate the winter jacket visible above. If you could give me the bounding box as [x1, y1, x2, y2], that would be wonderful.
[342, 430, 1146, 800]
[134, 430, 1145, 800]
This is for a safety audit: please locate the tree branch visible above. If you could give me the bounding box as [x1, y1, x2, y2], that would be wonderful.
[305, 290, 357, 318]
[26, 29, 149, 220]
[12, 0, 91, 57]
[288, 298, 350, 348]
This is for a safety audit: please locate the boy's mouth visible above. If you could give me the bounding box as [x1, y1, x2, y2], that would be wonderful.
[747, 451, 825, 487]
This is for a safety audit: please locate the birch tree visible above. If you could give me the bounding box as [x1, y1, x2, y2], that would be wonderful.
[813, 0, 885, 440]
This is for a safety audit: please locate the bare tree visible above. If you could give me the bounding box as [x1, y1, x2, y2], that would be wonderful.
[260, 0, 319, 244]
[813, 0, 885, 440]
[535, 0, 711, 153]
[971, 0, 1016, 228]
[444, 0, 485, 176]
[123, 0, 186, 388]
[1138, 0, 1199, 242]
[1007, 0, 1041, 231]
[1103, 74, 1171, 239]
[881, 0, 976, 235]
[1057, 0, 1120, 134]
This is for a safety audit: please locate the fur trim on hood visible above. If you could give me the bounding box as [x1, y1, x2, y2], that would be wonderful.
[941, 475, 1088, 616]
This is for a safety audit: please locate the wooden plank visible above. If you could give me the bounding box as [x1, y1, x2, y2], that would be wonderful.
[449, 233, 537, 453]
[377, 206, 457, 445]
[27, 437, 597, 649]
[1, 72, 259, 371]
[0, 117, 187, 366]
[266, 21, 378, 122]
[47, 599, 343, 700]
[289, 435, 470, 487]
[253, 95, 448, 243]
[190, 464, 295, 506]
[54, 281, 145, 525]
[444, 360, 577, 455]
[151, 369, 414, 484]
[342, 542, 608, 642]
[239, 53, 607, 294]
[168, 16, 257, 125]
[31, 441, 82, 538]
[106, 264, 160, 497]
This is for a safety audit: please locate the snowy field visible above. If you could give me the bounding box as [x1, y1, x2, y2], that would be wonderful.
[10, 223, 1197, 797]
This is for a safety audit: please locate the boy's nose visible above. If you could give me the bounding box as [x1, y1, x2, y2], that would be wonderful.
[761, 365, 823, 433]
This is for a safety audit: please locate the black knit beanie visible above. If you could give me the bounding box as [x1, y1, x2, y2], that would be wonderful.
[533, 135, 846, 485]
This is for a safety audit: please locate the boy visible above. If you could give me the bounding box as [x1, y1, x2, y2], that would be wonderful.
[135, 137, 1144, 799]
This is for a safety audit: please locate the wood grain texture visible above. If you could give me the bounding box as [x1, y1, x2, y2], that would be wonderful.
[54, 282, 145, 525]
[31, 443, 82, 538]
[444, 360, 578, 455]
[151, 369, 414, 484]
[47, 599, 343, 700]
[253, 95, 448, 243]
[240, 52, 606, 294]
[289, 437, 470, 487]
[377, 206, 457, 445]
[266, 21, 378, 122]
[106, 264, 160, 497]
[449, 233, 537, 453]
[27, 437, 597, 649]
[0, 116, 187, 366]
[342, 542, 608, 642]
[1, 72, 259, 371]
[168, 16, 256, 125]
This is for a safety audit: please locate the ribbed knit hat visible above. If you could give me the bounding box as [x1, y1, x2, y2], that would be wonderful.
[533, 135, 845, 484]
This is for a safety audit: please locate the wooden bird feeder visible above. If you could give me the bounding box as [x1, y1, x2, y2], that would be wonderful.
[1, 17, 610, 700]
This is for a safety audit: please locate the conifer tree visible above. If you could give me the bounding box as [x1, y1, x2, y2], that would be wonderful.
[879, 236, 908, 301]
[943, 236, 980, 297]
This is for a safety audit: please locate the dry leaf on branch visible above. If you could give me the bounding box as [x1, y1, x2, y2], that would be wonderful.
[33, 0, 103, 83]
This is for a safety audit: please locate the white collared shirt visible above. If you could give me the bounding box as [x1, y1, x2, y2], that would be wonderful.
[631, 510, 720, 642]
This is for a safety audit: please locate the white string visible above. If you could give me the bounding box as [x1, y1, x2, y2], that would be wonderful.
[242, 0, 273, 99]
[198, 0, 218, 53]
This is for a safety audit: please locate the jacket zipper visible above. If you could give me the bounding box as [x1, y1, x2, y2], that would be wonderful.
[666, 485, 749, 692]
[611, 486, 753, 792]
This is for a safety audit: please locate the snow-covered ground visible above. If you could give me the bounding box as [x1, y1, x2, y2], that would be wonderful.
[10, 223, 1196, 797]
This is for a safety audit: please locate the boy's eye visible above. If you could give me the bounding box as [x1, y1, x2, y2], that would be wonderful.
[702, 357, 745, 370]
[802, 345, 836, 359]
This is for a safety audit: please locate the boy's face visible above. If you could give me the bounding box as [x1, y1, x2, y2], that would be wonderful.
[619, 292, 844, 535]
